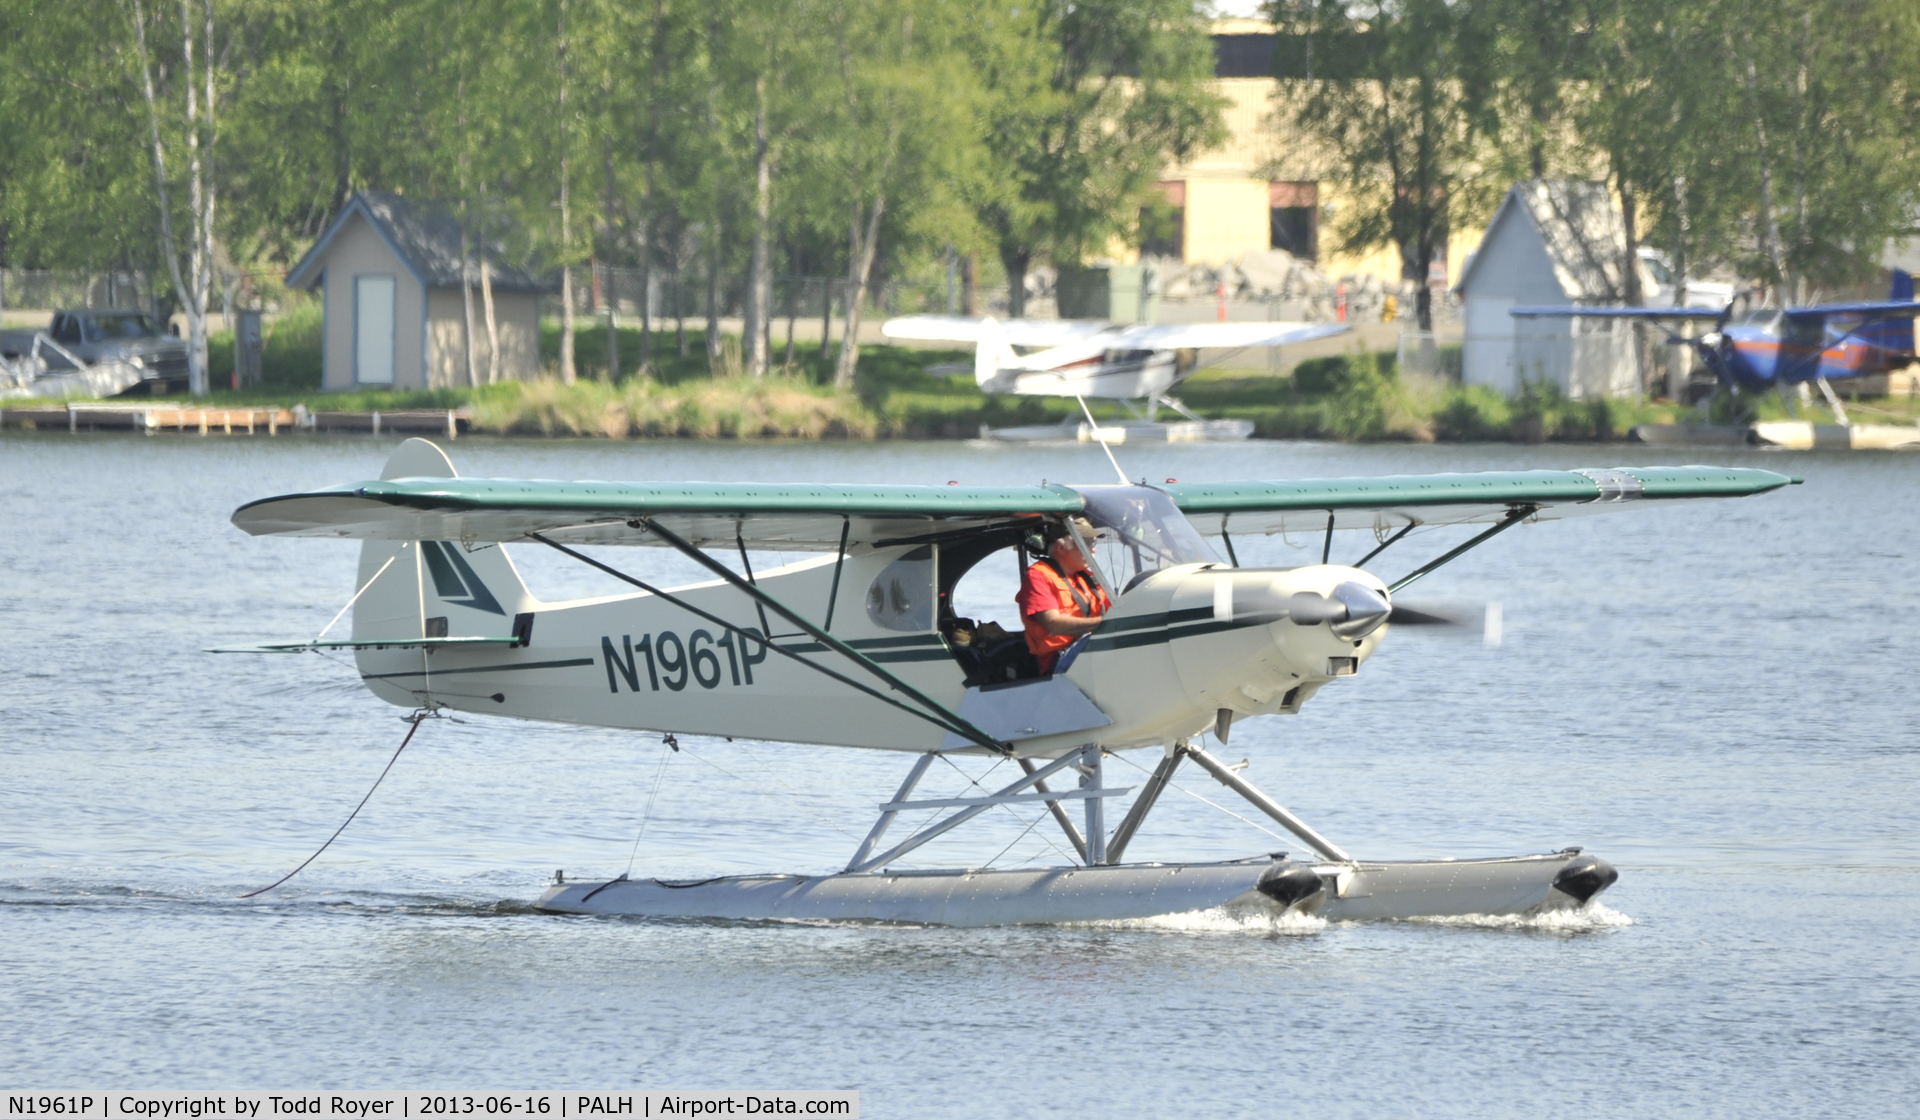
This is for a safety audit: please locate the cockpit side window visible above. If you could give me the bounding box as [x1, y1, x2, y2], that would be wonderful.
[866, 545, 936, 632]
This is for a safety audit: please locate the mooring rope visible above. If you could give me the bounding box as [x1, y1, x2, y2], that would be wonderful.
[624, 738, 676, 877]
[238, 709, 431, 899]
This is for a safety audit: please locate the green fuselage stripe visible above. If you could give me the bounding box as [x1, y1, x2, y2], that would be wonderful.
[361, 656, 597, 681]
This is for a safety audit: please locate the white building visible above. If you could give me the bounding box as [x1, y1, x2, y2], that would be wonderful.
[1456, 181, 1648, 398]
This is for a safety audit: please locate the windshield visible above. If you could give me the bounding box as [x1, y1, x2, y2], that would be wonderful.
[1070, 485, 1217, 591]
[83, 313, 161, 342]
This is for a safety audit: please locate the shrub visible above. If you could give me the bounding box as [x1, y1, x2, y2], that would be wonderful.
[1432, 385, 1512, 441]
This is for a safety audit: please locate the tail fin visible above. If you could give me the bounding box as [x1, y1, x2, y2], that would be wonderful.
[1860, 268, 1916, 357]
[351, 439, 534, 645]
[974, 317, 1018, 388]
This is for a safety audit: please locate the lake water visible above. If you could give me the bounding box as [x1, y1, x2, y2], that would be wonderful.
[3, 432, 1916, 1116]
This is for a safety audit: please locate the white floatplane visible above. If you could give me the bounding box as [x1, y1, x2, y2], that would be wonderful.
[222, 440, 1794, 925]
[879, 315, 1346, 443]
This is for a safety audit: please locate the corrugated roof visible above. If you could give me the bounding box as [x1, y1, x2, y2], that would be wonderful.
[285, 191, 553, 293]
[1457, 180, 1638, 301]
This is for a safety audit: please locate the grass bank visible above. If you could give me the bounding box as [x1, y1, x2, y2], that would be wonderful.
[168, 317, 1705, 442]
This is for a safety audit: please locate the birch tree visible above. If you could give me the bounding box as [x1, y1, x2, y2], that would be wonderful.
[125, 0, 223, 396]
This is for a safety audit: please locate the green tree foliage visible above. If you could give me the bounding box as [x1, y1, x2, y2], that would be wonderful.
[966, 0, 1226, 317]
[0, 0, 1231, 389]
[1272, 0, 1502, 332]
[1278, 0, 1920, 314]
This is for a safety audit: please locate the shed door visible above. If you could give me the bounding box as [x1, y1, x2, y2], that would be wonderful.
[1463, 297, 1516, 395]
[354, 275, 396, 384]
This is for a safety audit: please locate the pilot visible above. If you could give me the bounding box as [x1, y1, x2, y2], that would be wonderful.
[1017, 517, 1112, 675]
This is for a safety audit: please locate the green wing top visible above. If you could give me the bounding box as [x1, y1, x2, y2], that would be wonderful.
[1164, 466, 1797, 536]
[232, 466, 1795, 551]
[232, 478, 1086, 550]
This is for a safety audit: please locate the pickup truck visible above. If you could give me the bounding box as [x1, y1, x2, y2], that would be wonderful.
[0, 308, 190, 395]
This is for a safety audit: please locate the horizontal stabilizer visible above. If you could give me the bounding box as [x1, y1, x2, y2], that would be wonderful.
[207, 636, 521, 654]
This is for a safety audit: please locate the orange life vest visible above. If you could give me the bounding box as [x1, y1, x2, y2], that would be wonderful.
[1018, 559, 1110, 669]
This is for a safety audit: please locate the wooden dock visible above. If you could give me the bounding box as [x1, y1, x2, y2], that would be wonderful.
[0, 403, 469, 437]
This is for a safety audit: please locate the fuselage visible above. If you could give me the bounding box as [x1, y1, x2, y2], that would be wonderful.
[1710, 313, 1914, 390]
[351, 538, 1389, 758]
[985, 347, 1184, 400]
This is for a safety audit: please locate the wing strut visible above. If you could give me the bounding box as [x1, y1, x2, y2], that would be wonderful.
[823, 516, 850, 632]
[626, 519, 1011, 756]
[1354, 520, 1417, 568]
[529, 533, 1006, 754]
[1387, 505, 1536, 593]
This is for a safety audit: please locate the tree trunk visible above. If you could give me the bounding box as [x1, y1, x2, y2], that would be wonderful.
[637, 222, 653, 373]
[602, 149, 620, 382]
[673, 223, 687, 356]
[560, 266, 576, 383]
[180, 0, 210, 396]
[639, 0, 665, 374]
[481, 255, 500, 382]
[1619, 174, 1641, 306]
[460, 233, 479, 388]
[1001, 246, 1028, 320]
[963, 253, 977, 315]
[834, 194, 884, 389]
[705, 224, 721, 364]
[557, 0, 575, 383]
[820, 276, 833, 359]
[606, 295, 619, 381]
[783, 265, 798, 368]
[1670, 174, 1690, 307]
[1735, 31, 1786, 293]
[1413, 218, 1434, 333]
[745, 76, 772, 376]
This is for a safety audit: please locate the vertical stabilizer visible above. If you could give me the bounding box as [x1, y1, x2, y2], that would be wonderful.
[975, 317, 1017, 388]
[351, 439, 535, 649]
[1860, 269, 1916, 358]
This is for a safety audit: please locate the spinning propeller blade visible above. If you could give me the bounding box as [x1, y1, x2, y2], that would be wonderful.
[1386, 603, 1473, 627]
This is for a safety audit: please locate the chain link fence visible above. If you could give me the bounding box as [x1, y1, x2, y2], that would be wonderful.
[0, 270, 162, 318]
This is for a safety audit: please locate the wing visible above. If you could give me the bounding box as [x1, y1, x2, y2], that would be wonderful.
[1780, 300, 1920, 320]
[880, 315, 1115, 348]
[232, 478, 1085, 550]
[239, 467, 1796, 550]
[1099, 321, 1348, 349]
[1510, 306, 1727, 321]
[1165, 467, 1796, 536]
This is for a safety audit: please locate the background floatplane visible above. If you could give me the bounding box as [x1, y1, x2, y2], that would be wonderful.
[223, 439, 1793, 925]
[880, 314, 1346, 443]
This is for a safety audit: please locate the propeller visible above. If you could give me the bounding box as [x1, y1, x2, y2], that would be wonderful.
[1387, 604, 1470, 626]
[1382, 601, 1506, 645]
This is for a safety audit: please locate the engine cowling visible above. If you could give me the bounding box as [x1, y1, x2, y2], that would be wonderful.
[1166, 564, 1391, 720]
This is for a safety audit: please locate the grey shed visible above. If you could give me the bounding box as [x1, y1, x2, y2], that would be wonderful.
[285, 191, 553, 391]
[1456, 181, 1652, 398]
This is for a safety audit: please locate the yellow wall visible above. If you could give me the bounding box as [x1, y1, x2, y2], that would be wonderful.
[1147, 27, 1489, 288]
[1181, 179, 1273, 266]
